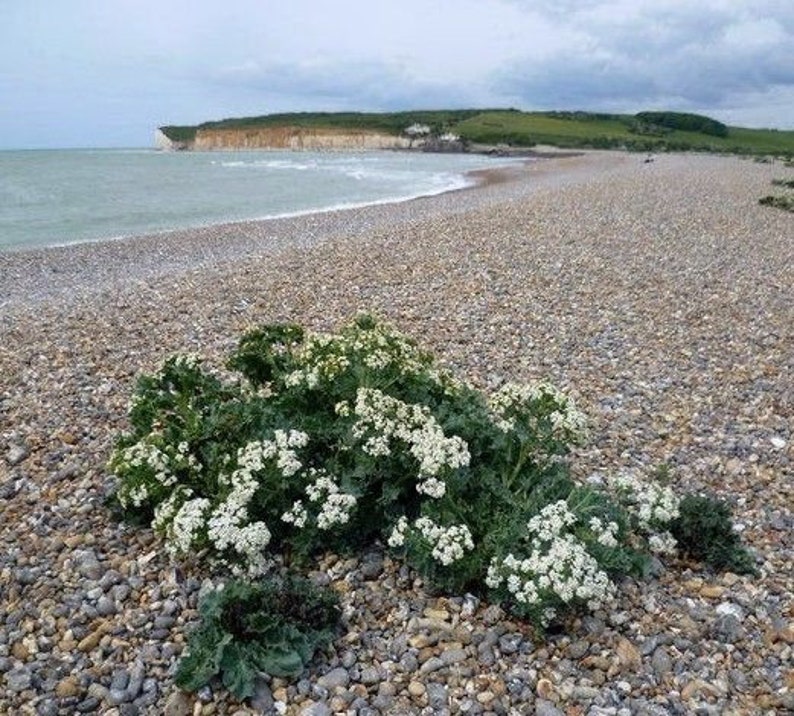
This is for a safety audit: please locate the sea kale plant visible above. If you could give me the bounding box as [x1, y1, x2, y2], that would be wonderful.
[175, 576, 339, 699]
[109, 314, 753, 637]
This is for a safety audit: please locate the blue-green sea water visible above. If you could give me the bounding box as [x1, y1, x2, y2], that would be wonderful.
[0, 149, 518, 251]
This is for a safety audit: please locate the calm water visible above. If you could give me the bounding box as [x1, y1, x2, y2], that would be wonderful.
[0, 149, 518, 251]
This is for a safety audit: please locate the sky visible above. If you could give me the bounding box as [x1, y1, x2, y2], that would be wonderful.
[2, 0, 793, 149]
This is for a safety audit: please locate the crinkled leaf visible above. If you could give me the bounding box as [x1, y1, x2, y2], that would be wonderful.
[174, 628, 231, 692]
[251, 642, 305, 677]
[219, 642, 258, 700]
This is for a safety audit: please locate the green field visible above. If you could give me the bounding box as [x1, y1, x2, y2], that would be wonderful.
[161, 109, 794, 157]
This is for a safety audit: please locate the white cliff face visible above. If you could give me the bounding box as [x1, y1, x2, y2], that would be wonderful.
[190, 126, 411, 151]
[154, 129, 180, 151]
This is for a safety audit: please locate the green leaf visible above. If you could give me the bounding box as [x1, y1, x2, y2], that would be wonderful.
[174, 628, 231, 692]
[252, 642, 305, 677]
[219, 642, 258, 700]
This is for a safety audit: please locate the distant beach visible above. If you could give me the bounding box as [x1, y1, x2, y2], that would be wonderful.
[1, 151, 792, 714]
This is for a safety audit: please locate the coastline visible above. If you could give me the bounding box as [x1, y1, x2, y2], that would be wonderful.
[0, 152, 587, 310]
[0, 148, 527, 257]
[1, 150, 792, 714]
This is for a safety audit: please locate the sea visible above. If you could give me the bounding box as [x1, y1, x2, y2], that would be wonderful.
[0, 148, 520, 252]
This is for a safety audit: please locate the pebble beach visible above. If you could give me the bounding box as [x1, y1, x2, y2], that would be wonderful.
[1, 151, 792, 715]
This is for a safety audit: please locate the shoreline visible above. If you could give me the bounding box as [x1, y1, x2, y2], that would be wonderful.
[1, 150, 792, 714]
[0, 152, 591, 310]
[0, 149, 536, 257]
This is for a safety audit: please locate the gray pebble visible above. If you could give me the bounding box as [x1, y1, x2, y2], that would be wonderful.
[110, 668, 130, 691]
[317, 666, 350, 690]
[427, 681, 449, 710]
[76, 696, 101, 712]
[360, 551, 384, 580]
[4, 666, 32, 692]
[97, 595, 116, 616]
[154, 615, 176, 629]
[359, 665, 381, 684]
[651, 647, 673, 677]
[251, 678, 274, 712]
[74, 549, 102, 580]
[441, 647, 468, 665]
[568, 639, 590, 659]
[6, 444, 29, 466]
[535, 699, 565, 716]
[498, 633, 523, 654]
[419, 656, 445, 675]
[36, 701, 59, 716]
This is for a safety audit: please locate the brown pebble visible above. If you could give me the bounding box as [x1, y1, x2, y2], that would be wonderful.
[408, 681, 426, 697]
[700, 584, 726, 598]
[536, 677, 555, 700]
[615, 636, 642, 671]
[55, 675, 81, 698]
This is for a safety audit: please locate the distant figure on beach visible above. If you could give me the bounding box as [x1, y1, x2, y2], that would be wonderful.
[644, 154, 655, 164]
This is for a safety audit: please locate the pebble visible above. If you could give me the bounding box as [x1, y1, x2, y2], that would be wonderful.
[650, 647, 673, 677]
[6, 443, 29, 466]
[316, 667, 350, 690]
[536, 700, 566, 716]
[426, 681, 449, 710]
[1, 152, 791, 715]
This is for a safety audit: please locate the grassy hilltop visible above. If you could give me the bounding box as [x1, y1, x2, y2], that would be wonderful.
[161, 109, 794, 157]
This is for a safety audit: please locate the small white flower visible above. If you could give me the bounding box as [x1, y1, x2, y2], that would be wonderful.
[413, 516, 474, 566]
[416, 476, 446, 499]
[648, 531, 677, 555]
[388, 517, 409, 548]
[281, 500, 308, 528]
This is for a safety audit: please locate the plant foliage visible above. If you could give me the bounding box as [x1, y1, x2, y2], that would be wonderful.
[175, 576, 340, 699]
[634, 111, 729, 137]
[109, 315, 755, 636]
[669, 494, 756, 574]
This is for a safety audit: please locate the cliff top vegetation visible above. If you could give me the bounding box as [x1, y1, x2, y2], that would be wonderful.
[160, 109, 794, 157]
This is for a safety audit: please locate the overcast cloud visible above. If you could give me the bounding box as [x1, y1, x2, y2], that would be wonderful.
[1, 0, 792, 148]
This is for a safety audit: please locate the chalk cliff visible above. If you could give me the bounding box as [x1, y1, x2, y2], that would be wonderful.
[187, 126, 411, 151]
[154, 129, 188, 151]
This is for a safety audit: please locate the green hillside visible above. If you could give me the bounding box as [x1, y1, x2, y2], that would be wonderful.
[161, 109, 794, 157]
[454, 111, 794, 155]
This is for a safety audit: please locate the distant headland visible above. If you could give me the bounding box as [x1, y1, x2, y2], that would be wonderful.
[157, 109, 794, 157]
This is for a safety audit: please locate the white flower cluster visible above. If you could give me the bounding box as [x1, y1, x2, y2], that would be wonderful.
[387, 516, 410, 548]
[306, 471, 357, 530]
[388, 515, 474, 566]
[116, 440, 174, 491]
[149, 430, 307, 576]
[152, 486, 191, 533]
[608, 471, 680, 529]
[526, 500, 577, 541]
[352, 388, 470, 498]
[486, 500, 616, 624]
[168, 353, 202, 370]
[283, 319, 442, 391]
[588, 516, 620, 548]
[414, 517, 474, 565]
[280, 500, 309, 528]
[648, 531, 678, 555]
[114, 438, 205, 509]
[168, 496, 211, 555]
[280, 470, 358, 531]
[231, 430, 308, 480]
[126, 484, 149, 507]
[284, 347, 350, 389]
[488, 382, 587, 441]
